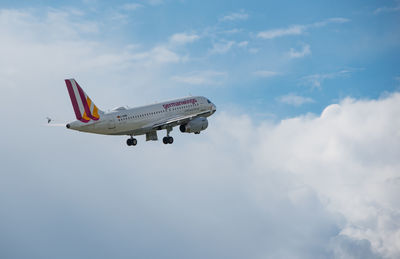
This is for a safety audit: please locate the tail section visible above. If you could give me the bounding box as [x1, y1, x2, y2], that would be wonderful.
[65, 79, 102, 123]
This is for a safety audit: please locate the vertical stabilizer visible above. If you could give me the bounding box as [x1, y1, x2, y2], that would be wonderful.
[65, 79, 102, 123]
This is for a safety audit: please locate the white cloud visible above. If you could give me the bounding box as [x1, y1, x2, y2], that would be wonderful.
[253, 70, 280, 78]
[248, 48, 259, 54]
[277, 93, 314, 106]
[260, 94, 400, 258]
[169, 32, 200, 45]
[209, 40, 236, 54]
[221, 28, 242, 34]
[207, 39, 249, 55]
[327, 17, 350, 23]
[237, 41, 248, 47]
[257, 17, 349, 39]
[220, 11, 248, 22]
[4, 77, 399, 258]
[312, 17, 350, 27]
[82, 0, 98, 5]
[120, 3, 143, 11]
[171, 70, 227, 85]
[302, 70, 351, 88]
[0, 8, 182, 68]
[144, 0, 164, 5]
[374, 5, 400, 14]
[0, 9, 99, 41]
[0, 7, 188, 110]
[108, 11, 129, 22]
[131, 45, 183, 65]
[257, 25, 306, 39]
[288, 44, 311, 58]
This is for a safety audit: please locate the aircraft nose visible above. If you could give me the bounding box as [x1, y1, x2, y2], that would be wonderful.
[211, 103, 217, 113]
[66, 124, 70, 129]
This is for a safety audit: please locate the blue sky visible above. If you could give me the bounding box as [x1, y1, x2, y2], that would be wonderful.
[0, 1, 400, 258]
[2, 0, 399, 119]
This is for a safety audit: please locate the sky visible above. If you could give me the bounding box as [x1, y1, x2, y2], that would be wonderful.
[0, 0, 399, 258]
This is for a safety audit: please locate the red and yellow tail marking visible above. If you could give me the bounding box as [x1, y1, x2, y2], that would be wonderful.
[65, 79, 101, 123]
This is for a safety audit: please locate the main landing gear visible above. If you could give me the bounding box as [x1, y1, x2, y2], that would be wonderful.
[126, 137, 137, 146]
[126, 127, 175, 146]
[163, 136, 174, 144]
[163, 127, 174, 144]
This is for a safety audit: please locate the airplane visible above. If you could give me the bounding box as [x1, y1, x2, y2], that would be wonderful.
[64, 79, 216, 146]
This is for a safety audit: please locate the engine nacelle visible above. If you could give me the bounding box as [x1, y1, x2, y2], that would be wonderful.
[180, 117, 208, 133]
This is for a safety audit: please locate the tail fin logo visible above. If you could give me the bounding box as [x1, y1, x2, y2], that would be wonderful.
[65, 79, 101, 123]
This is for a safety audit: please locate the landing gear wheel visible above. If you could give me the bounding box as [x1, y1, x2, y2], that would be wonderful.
[127, 138, 137, 146]
[163, 127, 173, 145]
[163, 137, 168, 144]
[163, 136, 174, 144]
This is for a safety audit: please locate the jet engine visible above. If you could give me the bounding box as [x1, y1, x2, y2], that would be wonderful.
[180, 117, 208, 133]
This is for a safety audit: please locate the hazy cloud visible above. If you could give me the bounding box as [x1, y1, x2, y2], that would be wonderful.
[248, 48, 259, 54]
[144, 0, 164, 6]
[277, 93, 314, 106]
[208, 40, 250, 54]
[209, 40, 236, 54]
[171, 70, 227, 85]
[257, 17, 349, 39]
[312, 17, 350, 27]
[220, 10, 248, 22]
[301, 70, 352, 88]
[253, 70, 280, 78]
[130, 46, 183, 65]
[257, 25, 306, 39]
[169, 32, 200, 45]
[374, 4, 400, 14]
[237, 41, 248, 47]
[120, 3, 143, 11]
[288, 44, 311, 58]
[221, 28, 242, 34]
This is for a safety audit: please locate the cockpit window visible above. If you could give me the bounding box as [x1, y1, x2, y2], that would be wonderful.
[207, 99, 211, 103]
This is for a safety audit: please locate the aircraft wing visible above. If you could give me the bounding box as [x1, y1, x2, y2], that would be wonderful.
[142, 110, 212, 131]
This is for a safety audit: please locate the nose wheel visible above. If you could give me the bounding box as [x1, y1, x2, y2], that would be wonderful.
[127, 137, 137, 146]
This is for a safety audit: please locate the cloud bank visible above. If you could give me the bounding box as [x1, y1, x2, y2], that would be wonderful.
[2, 88, 399, 258]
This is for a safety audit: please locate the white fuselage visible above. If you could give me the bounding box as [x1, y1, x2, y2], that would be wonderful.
[67, 96, 216, 136]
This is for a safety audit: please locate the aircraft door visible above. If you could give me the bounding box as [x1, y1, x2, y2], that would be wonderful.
[108, 117, 116, 129]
